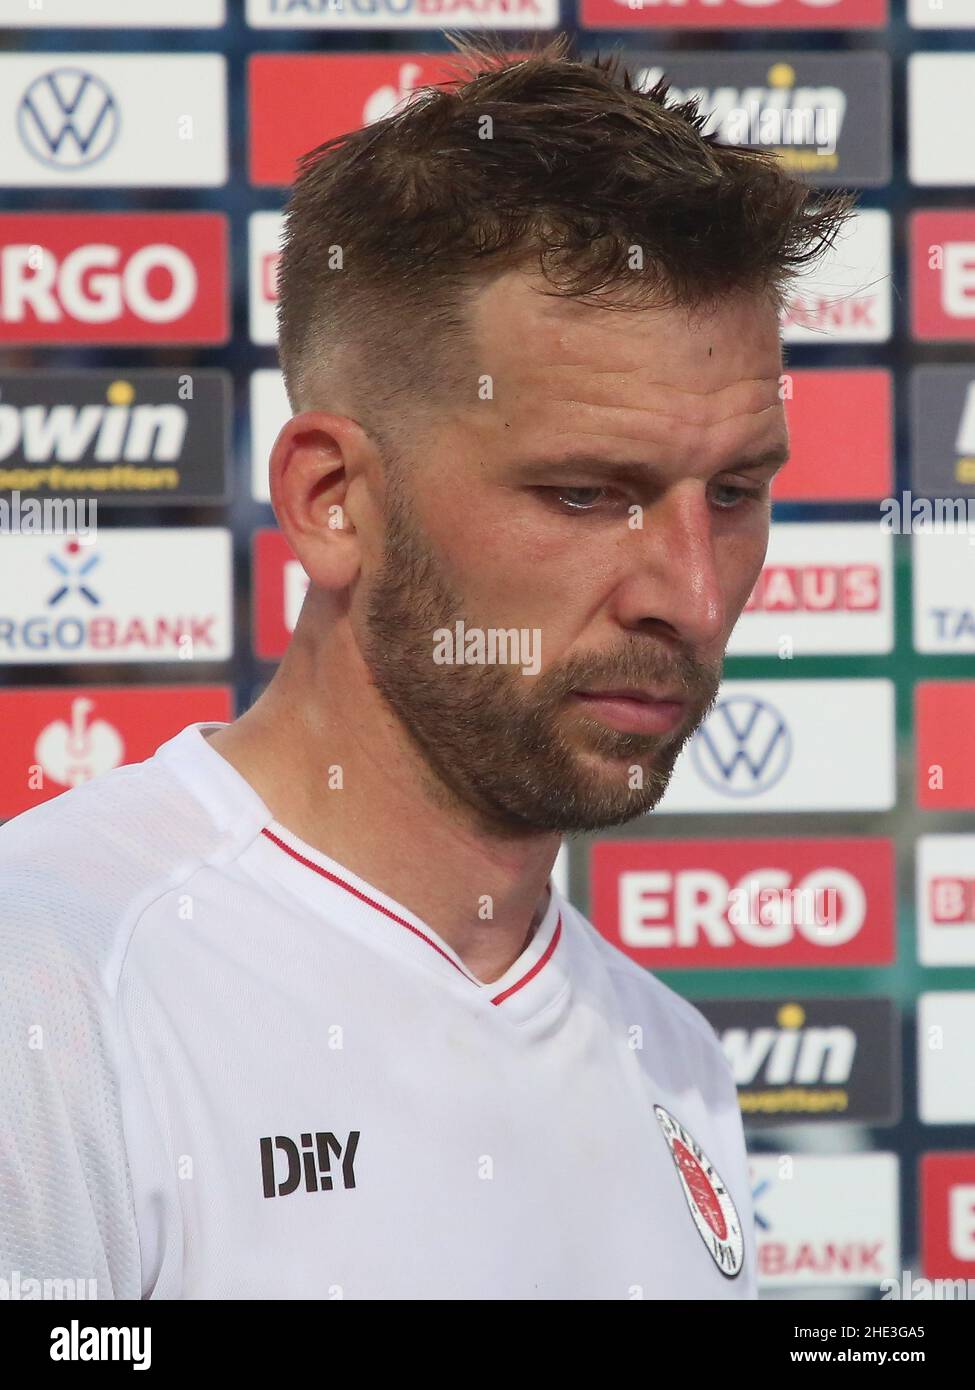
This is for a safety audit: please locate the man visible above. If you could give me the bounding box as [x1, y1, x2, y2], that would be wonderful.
[0, 36, 853, 1299]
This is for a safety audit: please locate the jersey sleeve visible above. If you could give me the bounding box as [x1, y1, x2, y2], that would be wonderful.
[0, 859, 143, 1300]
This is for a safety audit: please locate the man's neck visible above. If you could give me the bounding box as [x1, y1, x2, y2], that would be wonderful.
[206, 648, 558, 985]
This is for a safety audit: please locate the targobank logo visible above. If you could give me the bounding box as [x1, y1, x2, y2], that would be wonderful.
[246, 0, 558, 29]
[0, 530, 232, 664]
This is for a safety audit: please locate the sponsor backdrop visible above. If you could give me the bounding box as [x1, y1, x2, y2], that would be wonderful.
[0, 0, 973, 1300]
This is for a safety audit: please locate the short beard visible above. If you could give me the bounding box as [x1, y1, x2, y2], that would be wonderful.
[362, 477, 722, 835]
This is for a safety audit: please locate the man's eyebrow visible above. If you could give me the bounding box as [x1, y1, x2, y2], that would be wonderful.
[732, 445, 791, 472]
[518, 445, 791, 478]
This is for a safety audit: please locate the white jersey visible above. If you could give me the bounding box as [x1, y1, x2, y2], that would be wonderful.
[0, 722, 757, 1301]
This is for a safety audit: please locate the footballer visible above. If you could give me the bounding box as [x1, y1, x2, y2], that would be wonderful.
[0, 36, 854, 1299]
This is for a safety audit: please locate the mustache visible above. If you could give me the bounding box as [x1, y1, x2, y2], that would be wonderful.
[556, 648, 721, 700]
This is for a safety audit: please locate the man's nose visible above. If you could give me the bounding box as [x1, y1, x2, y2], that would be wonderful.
[616, 484, 728, 649]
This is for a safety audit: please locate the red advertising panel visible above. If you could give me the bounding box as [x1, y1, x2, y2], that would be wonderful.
[249, 54, 463, 185]
[921, 1154, 975, 1281]
[912, 211, 975, 342]
[0, 214, 228, 344]
[0, 685, 232, 818]
[591, 837, 895, 967]
[778, 370, 892, 501]
[579, 0, 887, 31]
[253, 528, 309, 661]
[916, 683, 975, 810]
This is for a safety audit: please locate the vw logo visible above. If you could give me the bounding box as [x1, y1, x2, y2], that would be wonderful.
[690, 696, 792, 797]
[18, 67, 120, 170]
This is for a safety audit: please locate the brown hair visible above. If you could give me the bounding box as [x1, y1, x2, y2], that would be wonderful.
[277, 32, 856, 455]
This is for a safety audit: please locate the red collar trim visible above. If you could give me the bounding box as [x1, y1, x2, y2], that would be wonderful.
[260, 826, 560, 1006]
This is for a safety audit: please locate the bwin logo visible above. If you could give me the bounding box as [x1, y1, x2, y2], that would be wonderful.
[690, 696, 792, 797]
[260, 1131, 360, 1198]
[18, 68, 120, 170]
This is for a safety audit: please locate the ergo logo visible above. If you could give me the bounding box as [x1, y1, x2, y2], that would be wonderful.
[0, 214, 227, 344]
[2, 243, 195, 324]
[620, 866, 867, 949]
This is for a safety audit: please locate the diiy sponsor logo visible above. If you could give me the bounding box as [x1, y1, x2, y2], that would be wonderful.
[261, 1130, 360, 1198]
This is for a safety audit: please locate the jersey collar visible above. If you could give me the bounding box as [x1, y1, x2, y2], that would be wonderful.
[155, 723, 571, 1026]
[257, 820, 569, 1025]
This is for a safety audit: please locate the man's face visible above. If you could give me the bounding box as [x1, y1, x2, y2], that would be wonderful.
[360, 270, 788, 835]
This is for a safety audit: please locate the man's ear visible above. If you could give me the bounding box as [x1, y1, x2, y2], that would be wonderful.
[268, 411, 365, 590]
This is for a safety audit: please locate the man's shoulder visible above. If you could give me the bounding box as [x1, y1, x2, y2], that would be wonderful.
[0, 746, 252, 986]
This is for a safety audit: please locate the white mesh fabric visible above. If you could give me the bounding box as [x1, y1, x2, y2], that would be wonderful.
[0, 749, 254, 1301]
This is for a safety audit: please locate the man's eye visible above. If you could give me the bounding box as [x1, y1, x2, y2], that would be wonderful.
[711, 482, 764, 510]
[544, 486, 614, 512]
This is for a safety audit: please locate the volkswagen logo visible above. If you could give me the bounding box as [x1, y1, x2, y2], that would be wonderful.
[690, 696, 792, 797]
[18, 67, 120, 170]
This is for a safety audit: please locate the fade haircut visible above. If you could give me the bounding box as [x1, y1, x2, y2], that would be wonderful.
[276, 32, 856, 462]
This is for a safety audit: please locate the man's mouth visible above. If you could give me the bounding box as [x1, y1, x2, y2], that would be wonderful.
[570, 688, 687, 736]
